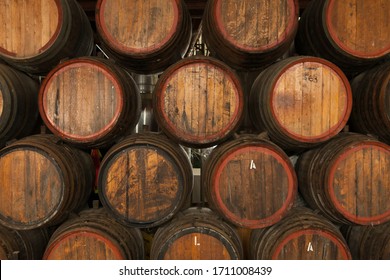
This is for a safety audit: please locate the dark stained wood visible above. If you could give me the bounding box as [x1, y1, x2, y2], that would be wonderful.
[0, 0, 93, 74]
[0, 134, 94, 230]
[0, 224, 50, 260]
[349, 60, 390, 144]
[150, 207, 243, 260]
[153, 56, 244, 148]
[0, 63, 39, 147]
[39, 57, 141, 148]
[95, 0, 192, 73]
[203, 0, 299, 70]
[250, 207, 352, 260]
[296, 133, 390, 225]
[43, 208, 144, 260]
[202, 134, 297, 229]
[295, 0, 390, 76]
[249, 56, 352, 151]
[98, 133, 193, 228]
[341, 222, 390, 260]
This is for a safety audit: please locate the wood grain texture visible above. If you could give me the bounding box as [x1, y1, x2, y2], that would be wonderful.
[295, 0, 390, 76]
[341, 223, 390, 260]
[0, 0, 60, 58]
[150, 207, 243, 260]
[0, 135, 94, 230]
[153, 56, 244, 147]
[0, 0, 94, 74]
[0, 63, 39, 145]
[203, 0, 298, 69]
[0, 225, 50, 260]
[98, 133, 193, 228]
[43, 209, 144, 260]
[202, 135, 297, 229]
[326, 0, 390, 57]
[39, 57, 141, 148]
[296, 133, 390, 225]
[350, 61, 390, 143]
[98, 0, 176, 52]
[249, 56, 352, 151]
[250, 207, 351, 260]
[95, 0, 192, 73]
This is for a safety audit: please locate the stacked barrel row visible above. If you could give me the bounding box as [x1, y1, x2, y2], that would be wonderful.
[0, 0, 389, 260]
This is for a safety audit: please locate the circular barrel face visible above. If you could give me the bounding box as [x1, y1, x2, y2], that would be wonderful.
[211, 143, 296, 228]
[0, 0, 61, 59]
[39, 59, 123, 144]
[0, 149, 63, 229]
[270, 58, 351, 143]
[328, 142, 390, 225]
[96, 0, 178, 54]
[154, 57, 243, 147]
[272, 229, 351, 260]
[100, 145, 184, 225]
[44, 229, 125, 260]
[326, 0, 390, 58]
[214, 0, 297, 51]
[161, 231, 233, 260]
[0, 88, 3, 117]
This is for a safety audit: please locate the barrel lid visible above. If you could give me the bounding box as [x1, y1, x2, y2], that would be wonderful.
[0, 0, 62, 59]
[213, 0, 298, 52]
[269, 56, 352, 143]
[0, 147, 65, 230]
[325, 0, 390, 59]
[96, 0, 180, 55]
[44, 228, 126, 260]
[271, 229, 351, 260]
[39, 58, 124, 145]
[327, 140, 390, 225]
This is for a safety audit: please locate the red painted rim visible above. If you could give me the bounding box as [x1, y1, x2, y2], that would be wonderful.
[271, 229, 351, 260]
[43, 229, 125, 260]
[327, 141, 390, 225]
[269, 56, 352, 143]
[325, 0, 390, 59]
[39, 58, 124, 143]
[156, 57, 244, 146]
[212, 145, 297, 228]
[96, 0, 180, 55]
[0, 0, 63, 59]
[213, 0, 298, 52]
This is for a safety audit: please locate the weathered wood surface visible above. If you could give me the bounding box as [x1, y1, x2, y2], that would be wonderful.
[153, 56, 244, 148]
[39, 57, 141, 148]
[98, 133, 193, 228]
[150, 207, 243, 260]
[202, 135, 297, 229]
[296, 133, 390, 225]
[249, 56, 352, 151]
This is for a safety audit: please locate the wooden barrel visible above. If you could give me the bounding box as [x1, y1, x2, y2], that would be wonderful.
[0, 224, 50, 260]
[295, 0, 390, 76]
[296, 133, 390, 225]
[95, 0, 192, 74]
[38, 57, 141, 148]
[43, 208, 144, 260]
[98, 133, 193, 228]
[150, 207, 244, 260]
[349, 60, 390, 144]
[341, 223, 390, 260]
[153, 56, 244, 148]
[202, 0, 299, 70]
[0, 63, 39, 146]
[202, 134, 297, 229]
[250, 207, 352, 260]
[0, 134, 94, 230]
[0, 0, 94, 74]
[249, 56, 352, 151]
